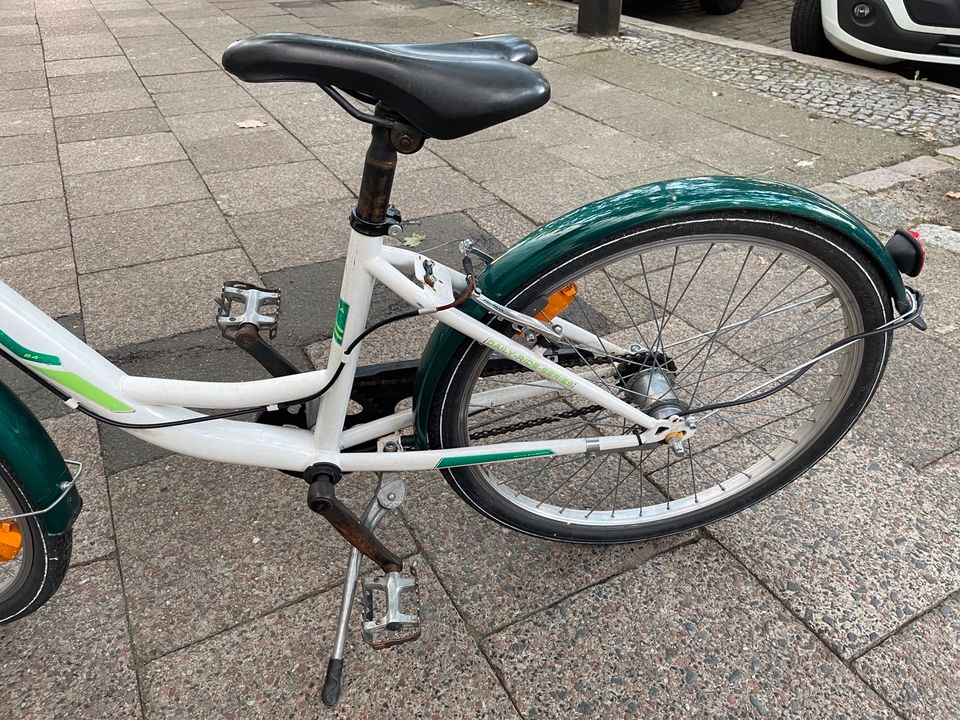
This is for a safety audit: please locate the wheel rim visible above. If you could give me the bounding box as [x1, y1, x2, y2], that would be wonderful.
[455, 230, 871, 528]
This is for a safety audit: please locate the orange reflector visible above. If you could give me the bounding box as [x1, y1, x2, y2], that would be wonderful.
[0, 521, 23, 563]
[536, 284, 578, 323]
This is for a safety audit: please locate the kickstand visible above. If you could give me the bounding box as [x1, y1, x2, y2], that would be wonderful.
[321, 473, 405, 707]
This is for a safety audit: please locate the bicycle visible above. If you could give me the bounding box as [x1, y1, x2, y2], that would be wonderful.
[0, 33, 926, 706]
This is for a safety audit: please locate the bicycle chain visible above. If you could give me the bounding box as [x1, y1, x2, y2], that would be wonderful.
[469, 403, 605, 440]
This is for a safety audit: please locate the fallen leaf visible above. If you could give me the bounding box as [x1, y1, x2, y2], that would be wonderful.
[947, 191, 960, 199]
[235, 119, 267, 128]
[402, 233, 426, 247]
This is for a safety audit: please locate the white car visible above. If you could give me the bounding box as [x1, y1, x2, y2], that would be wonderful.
[791, 0, 960, 66]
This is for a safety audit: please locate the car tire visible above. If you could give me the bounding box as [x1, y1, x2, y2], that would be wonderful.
[699, 0, 744, 14]
[791, 0, 841, 57]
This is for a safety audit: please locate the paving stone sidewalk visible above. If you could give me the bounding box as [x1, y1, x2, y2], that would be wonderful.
[1, 0, 960, 717]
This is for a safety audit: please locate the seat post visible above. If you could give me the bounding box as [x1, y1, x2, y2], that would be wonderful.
[353, 107, 398, 234]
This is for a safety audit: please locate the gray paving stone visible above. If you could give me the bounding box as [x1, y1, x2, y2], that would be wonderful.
[0, 69, 45, 91]
[484, 165, 615, 224]
[72, 199, 237, 273]
[59, 131, 186, 175]
[42, 32, 121, 61]
[713, 437, 960, 659]
[0, 246, 79, 317]
[402, 472, 693, 633]
[119, 35, 219, 75]
[914, 223, 960, 254]
[888, 155, 954, 179]
[675, 128, 819, 175]
[79, 248, 258, 349]
[0, 197, 70, 258]
[431, 136, 569, 183]
[103, 16, 180, 38]
[206, 160, 350, 216]
[484, 540, 893, 719]
[547, 132, 681, 179]
[0, 86, 48, 110]
[910, 244, 960, 343]
[392, 165, 496, 218]
[810, 181, 863, 204]
[184, 129, 313, 173]
[47, 68, 143, 96]
[846, 195, 919, 230]
[44, 55, 132, 77]
[64, 160, 209, 218]
[466, 202, 537, 247]
[140, 69, 236, 94]
[841, 167, 915, 192]
[0, 44, 42, 71]
[110, 455, 414, 661]
[0, 131, 56, 166]
[152, 84, 257, 117]
[0, 160, 62, 205]
[43, 413, 114, 566]
[0, 559, 141, 720]
[140, 557, 517, 718]
[855, 324, 960, 466]
[166, 106, 279, 143]
[259, 91, 371, 146]
[609, 159, 725, 191]
[228, 198, 354, 271]
[855, 551, 960, 720]
[55, 107, 169, 143]
[51, 85, 154, 118]
[0, 107, 52, 137]
[937, 146, 960, 161]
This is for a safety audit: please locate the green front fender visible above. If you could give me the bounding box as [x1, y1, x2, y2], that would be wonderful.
[0, 381, 82, 536]
[412, 175, 909, 448]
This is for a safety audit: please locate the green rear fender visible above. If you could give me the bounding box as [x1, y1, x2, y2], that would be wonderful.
[413, 175, 909, 448]
[0, 381, 82, 536]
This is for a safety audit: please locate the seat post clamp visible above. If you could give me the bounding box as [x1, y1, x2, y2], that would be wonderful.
[389, 122, 425, 154]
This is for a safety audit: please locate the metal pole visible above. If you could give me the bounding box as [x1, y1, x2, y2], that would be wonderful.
[576, 0, 623, 36]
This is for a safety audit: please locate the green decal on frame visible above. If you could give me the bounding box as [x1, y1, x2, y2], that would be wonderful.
[333, 299, 350, 344]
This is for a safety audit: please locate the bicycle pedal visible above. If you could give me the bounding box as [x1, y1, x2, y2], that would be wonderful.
[360, 567, 421, 649]
[216, 281, 281, 339]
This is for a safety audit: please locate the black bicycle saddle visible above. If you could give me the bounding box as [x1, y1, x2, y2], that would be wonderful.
[222, 34, 551, 140]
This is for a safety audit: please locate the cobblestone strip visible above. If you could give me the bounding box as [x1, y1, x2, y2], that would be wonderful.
[451, 0, 960, 145]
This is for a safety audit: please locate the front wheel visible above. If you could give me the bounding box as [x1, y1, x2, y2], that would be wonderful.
[699, 0, 744, 14]
[427, 212, 892, 543]
[0, 461, 72, 624]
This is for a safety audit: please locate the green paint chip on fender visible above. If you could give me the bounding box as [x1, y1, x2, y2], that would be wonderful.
[435, 448, 554, 469]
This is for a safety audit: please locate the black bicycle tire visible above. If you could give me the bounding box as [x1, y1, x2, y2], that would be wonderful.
[0, 460, 72, 625]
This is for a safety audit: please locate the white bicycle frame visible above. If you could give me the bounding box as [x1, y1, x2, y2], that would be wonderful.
[0, 228, 688, 475]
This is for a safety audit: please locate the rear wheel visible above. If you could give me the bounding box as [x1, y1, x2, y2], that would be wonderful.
[0, 461, 71, 624]
[427, 213, 892, 543]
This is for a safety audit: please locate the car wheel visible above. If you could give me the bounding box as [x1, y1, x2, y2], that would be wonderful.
[699, 0, 744, 14]
[791, 0, 841, 57]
